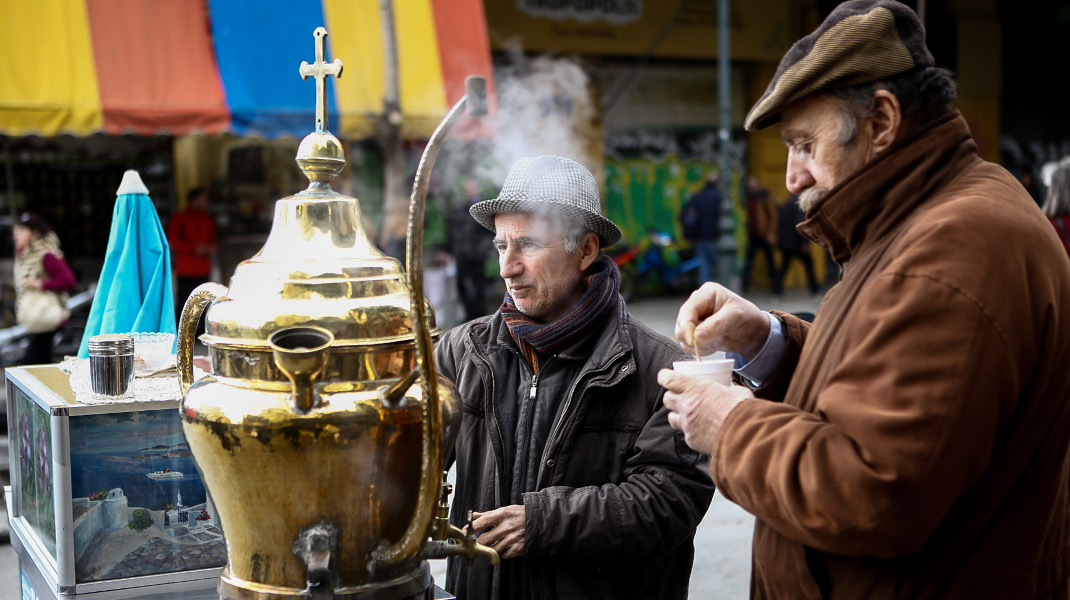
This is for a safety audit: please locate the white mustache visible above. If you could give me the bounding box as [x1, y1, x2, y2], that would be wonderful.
[798, 187, 829, 211]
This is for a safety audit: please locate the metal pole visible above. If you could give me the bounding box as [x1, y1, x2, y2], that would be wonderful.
[717, 0, 738, 290]
[378, 0, 406, 258]
[4, 137, 15, 224]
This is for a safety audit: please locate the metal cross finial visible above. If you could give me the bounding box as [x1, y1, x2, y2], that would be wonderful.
[299, 27, 343, 133]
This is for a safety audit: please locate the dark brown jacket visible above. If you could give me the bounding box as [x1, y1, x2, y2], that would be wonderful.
[435, 295, 715, 600]
[715, 112, 1070, 599]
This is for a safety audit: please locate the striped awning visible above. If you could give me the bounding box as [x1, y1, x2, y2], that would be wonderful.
[0, 0, 494, 139]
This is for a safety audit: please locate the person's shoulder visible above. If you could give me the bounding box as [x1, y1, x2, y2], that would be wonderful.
[622, 308, 689, 368]
[439, 313, 498, 349]
[884, 163, 1064, 300]
[914, 162, 1048, 241]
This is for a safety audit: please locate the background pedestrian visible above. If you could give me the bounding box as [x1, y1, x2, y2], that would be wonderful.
[773, 196, 819, 297]
[740, 175, 778, 293]
[1042, 158, 1070, 257]
[680, 171, 722, 285]
[14, 212, 77, 364]
[168, 188, 217, 328]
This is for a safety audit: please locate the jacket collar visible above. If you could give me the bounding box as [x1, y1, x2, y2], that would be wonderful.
[798, 111, 981, 265]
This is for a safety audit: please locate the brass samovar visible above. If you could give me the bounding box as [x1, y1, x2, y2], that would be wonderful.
[177, 28, 496, 600]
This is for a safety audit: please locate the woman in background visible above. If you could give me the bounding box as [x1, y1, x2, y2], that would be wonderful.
[14, 212, 77, 364]
[1043, 159, 1070, 257]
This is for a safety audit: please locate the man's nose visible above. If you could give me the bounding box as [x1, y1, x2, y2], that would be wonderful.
[786, 154, 814, 195]
[500, 248, 523, 279]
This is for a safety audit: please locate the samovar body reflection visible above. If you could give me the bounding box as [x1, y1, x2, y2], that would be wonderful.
[177, 28, 495, 600]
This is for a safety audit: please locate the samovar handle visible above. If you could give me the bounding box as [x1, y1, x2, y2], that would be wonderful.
[371, 76, 489, 571]
[177, 282, 228, 396]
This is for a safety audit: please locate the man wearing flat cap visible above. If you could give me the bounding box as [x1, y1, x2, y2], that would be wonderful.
[659, 1, 1070, 598]
[435, 155, 714, 600]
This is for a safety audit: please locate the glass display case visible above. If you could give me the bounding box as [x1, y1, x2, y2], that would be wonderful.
[4, 366, 222, 597]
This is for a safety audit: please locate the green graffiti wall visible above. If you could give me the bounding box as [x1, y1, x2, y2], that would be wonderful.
[603, 155, 746, 259]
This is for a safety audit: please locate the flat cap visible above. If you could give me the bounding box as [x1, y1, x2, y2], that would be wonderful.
[745, 0, 933, 131]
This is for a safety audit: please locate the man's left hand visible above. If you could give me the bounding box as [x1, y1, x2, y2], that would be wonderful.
[658, 369, 754, 456]
[472, 505, 526, 559]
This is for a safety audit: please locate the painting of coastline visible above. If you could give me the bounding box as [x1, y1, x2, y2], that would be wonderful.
[15, 388, 57, 561]
[68, 409, 225, 582]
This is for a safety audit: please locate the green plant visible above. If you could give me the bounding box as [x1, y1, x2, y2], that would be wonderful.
[128, 508, 153, 532]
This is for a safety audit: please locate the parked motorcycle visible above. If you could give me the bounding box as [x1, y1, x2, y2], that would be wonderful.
[607, 228, 701, 301]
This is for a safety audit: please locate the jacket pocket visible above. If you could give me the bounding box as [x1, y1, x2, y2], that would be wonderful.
[562, 420, 641, 486]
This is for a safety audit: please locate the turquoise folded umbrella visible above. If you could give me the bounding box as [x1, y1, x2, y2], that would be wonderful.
[77, 170, 177, 357]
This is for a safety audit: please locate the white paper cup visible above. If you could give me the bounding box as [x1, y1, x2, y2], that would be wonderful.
[672, 358, 734, 386]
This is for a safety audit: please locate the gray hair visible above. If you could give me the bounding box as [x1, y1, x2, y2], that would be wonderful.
[553, 214, 595, 254]
[825, 67, 959, 146]
[1043, 161, 1070, 219]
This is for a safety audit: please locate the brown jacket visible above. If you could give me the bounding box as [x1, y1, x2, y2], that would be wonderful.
[715, 112, 1070, 599]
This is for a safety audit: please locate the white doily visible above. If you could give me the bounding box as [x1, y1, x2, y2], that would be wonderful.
[59, 356, 206, 405]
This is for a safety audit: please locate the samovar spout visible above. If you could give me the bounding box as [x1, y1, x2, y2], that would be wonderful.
[268, 326, 335, 413]
[293, 520, 341, 600]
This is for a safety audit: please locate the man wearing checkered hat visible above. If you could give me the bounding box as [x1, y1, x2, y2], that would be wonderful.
[659, 1, 1070, 597]
[434, 155, 714, 600]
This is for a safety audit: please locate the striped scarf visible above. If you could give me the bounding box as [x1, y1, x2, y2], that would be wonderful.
[501, 254, 621, 374]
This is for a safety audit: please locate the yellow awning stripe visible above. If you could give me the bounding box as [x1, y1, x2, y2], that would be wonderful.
[0, 0, 103, 136]
[324, 0, 447, 140]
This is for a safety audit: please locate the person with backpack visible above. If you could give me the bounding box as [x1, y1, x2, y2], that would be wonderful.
[680, 171, 722, 285]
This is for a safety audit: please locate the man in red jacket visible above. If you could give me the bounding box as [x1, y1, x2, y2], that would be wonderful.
[168, 188, 217, 324]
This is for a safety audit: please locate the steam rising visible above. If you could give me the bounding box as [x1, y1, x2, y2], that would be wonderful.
[436, 55, 598, 195]
[488, 55, 595, 179]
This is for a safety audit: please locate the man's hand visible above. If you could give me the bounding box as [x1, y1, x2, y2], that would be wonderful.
[658, 369, 754, 455]
[472, 505, 526, 559]
[676, 282, 769, 361]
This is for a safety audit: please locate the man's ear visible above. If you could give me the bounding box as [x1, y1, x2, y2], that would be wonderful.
[578, 232, 601, 271]
[869, 89, 902, 154]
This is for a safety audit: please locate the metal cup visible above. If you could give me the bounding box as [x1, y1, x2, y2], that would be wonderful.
[88, 334, 135, 397]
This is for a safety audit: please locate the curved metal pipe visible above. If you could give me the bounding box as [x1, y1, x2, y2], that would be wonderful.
[177, 282, 228, 396]
[371, 76, 487, 571]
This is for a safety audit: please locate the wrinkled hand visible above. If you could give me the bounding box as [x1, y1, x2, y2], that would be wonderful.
[676, 282, 769, 360]
[472, 505, 526, 559]
[658, 369, 753, 456]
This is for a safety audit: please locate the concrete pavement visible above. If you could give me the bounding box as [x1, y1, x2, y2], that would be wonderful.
[0, 286, 824, 600]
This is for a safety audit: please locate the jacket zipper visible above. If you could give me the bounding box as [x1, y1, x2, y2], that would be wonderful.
[537, 351, 627, 482]
[468, 331, 506, 505]
[529, 373, 538, 400]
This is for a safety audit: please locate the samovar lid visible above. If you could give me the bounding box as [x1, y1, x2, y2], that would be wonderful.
[200, 27, 433, 355]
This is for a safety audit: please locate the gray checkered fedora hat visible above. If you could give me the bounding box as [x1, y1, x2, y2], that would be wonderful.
[470, 155, 622, 247]
[745, 0, 933, 131]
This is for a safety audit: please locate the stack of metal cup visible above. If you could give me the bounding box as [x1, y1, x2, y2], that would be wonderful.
[88, 334, 135, 398]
